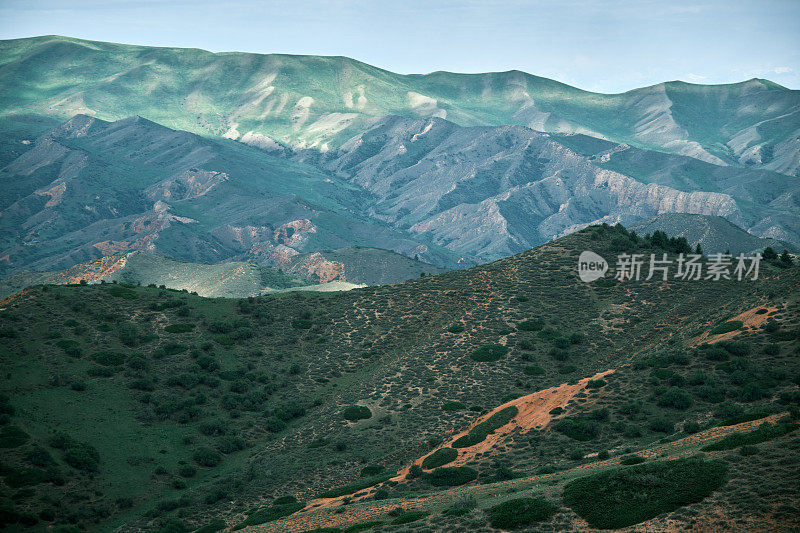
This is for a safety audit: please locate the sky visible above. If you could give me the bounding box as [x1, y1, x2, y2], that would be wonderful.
[0, 0, 798, 93]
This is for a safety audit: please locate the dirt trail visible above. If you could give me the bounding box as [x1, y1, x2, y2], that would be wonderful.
[249, 412, 789, 533]
[409, 368, 615, 471]
[303, 369, 615, 512]
[692, 305, 776, 345]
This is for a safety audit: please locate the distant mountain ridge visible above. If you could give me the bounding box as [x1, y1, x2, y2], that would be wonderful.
[631, 213, 799, 255]
[1, 35, 798, 175]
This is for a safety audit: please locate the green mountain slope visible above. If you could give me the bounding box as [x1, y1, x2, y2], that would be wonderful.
[632, 213, 799, 255]
[2, 35, 798, 174]
[0, 225, 798, 531]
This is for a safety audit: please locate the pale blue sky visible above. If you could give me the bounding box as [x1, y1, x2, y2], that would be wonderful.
[1, 0, 798, 93]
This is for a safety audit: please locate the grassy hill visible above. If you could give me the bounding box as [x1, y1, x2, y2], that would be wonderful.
[1, 35, 798, 174]
[0, 224, 798, 531]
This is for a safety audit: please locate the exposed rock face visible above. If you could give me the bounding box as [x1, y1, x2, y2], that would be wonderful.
[313, 116, 761, 261]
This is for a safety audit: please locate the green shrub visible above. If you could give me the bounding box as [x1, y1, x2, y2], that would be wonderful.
[517, 319, 543, 332]
[342, 405, 372, 421]
[391, 510, 429, 525]
[586, 379, 606, 389]
[447, 324, 465, 333]
[193, 447, 222, 467]
[108, 285, 138, 299]
[63, 442, 100, 472]
[562, 458, 728, 529]
[469, 344, 508, 362]
[194, 519, 226, 533]
[291, 319, 313, 330]
[442, 401, 466, 411]
[709, 321, 743, 335]
[487, 497, 558, 529]
[656, 388, 693, 410]
[424, 466, 478, 486]
[554, 417, 601, 441]
[452, 406, 518, 448]
[359, 465, 384, 477]
[702, 423, 798, 451]
[91, 350, 125, 366]
[421, 447, 458, 469]
[233, 500, 304, 528]
[0, 425, 30, 448]
[165, 323, 194, 333]
[524, 365, 545, 376]
[648, 417, 675, 433]
[318, 473, 393, 498]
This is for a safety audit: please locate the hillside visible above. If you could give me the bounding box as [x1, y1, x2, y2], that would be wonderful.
[0, 248, 443, 299]
[0, 225, 798, 531]
[0, 114, 459, 275]
[632, 214, 799, 256]
[4, 112, 797, 278]
[1, 35, 799, 175]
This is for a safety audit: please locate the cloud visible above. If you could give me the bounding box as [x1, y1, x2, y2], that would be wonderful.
[774, 67, 792, 74]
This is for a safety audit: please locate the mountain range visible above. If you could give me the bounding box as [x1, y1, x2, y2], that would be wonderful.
[0, 34, 799, 285]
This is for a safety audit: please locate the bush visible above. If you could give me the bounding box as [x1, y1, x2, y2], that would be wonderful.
[91, 350, 125, 366]
[318, 473, 393, 498]
[421, 447, 458, 469]
[424, 466, 478, 487]
[656, 388, 693, 410]
[165, 323, 194, 333]
[447, 324, 465, 333]
[524, 365, 545, 376]
[487, 497, 558, 529]
[0, 425, 30, 448]
[702, 422, 798, 451]
[562, 458, 728, 529]
[469, 344, 508, 362]
[342, 405, 372, 421]
[359, 465, 384, 477]
[193, 447, 222, 467]
[648, 417, 674, 433]
[586, 379, 606, 389]
[452, 406, 518, 448]
[64, 442, 100, 472]
[442, 401, 466, 411]
[554, 417, 601, 441]
[233, 500, 304, 528]
[390, 510, 430, 525]
[709, 321, 743, 335]
[517, 319, 543, 332]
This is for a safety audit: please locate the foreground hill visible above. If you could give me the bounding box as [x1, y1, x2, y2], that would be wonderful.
[2, 36, 799, 175]
[0, 225, 798, 531]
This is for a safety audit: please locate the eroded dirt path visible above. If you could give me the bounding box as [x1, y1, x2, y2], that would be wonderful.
[692, 304, 776, 345]
[299, 369, 615, 512]
[407, 368, 616, 471]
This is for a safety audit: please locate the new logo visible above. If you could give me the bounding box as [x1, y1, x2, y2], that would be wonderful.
[578, 251, 608, 282]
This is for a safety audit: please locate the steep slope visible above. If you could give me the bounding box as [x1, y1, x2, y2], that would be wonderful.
[305, 116, 798, 258]
[632, 213, 799, 255]
[0, 225, 797, 532]
[1, 35, 798, 174]
[0, 114, 458, 275]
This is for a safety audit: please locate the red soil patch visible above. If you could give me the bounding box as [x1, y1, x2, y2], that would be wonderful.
[693, 305, 777, 345]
